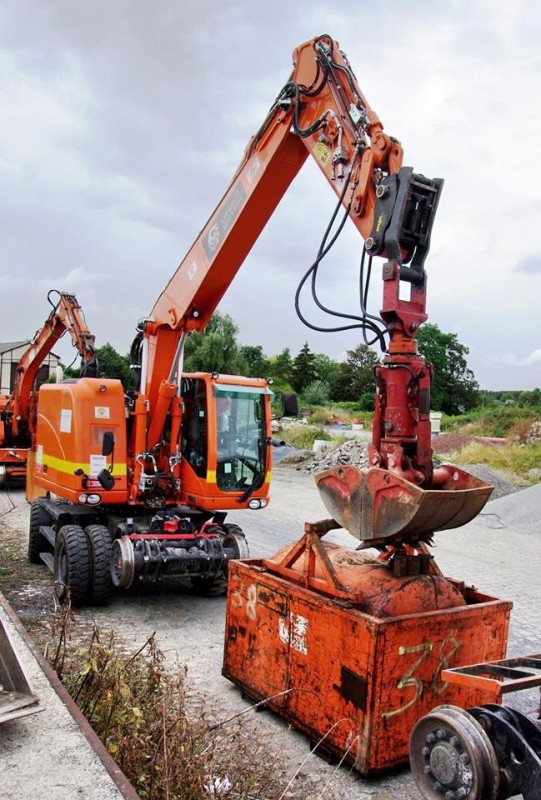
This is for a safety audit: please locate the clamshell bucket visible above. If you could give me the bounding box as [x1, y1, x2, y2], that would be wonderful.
[315, 465, 493, 545]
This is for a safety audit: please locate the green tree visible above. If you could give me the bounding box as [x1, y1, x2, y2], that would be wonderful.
[184, 312, 247, 374]
[291, 342, 317, 393]
[416, 323, 479, 414]
[518, 388, 541, 408]
[239, 344, 269, 378]
[330, 343, 379, 402]
[268, 348, 293, 385]
[313, 353, 340, 387]
[302, 379, 331, 405]
[96, 343, 135, 389]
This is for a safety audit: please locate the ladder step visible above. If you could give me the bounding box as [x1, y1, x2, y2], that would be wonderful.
[40, 552, 54, 573]
[39, 525, 56, 547]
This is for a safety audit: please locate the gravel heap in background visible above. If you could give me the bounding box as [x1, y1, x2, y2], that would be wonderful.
[304, 438, 369, 475]
[525, 420, 541, 443]
[449, 463, 523, 499]
[279, 437, 521, 500]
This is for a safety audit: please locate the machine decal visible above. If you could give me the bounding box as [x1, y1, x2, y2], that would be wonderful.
[314, 141, 331, 166]
[60, 409, 72, 433]
[94, 406, 110, 419]
[278, 613, 309, 654]
[245, 155, 261, 185]
[202, 183, 247, 262]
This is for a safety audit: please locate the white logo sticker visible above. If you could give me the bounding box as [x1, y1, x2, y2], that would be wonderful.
[60, 409, 72, 433]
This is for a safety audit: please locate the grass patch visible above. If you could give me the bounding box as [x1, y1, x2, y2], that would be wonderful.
[280, 426, 335, 451]
[450, 441, 541, 484]
[442, 408, 539, 439]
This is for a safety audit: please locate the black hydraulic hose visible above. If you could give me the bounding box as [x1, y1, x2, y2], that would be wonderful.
[294, 165, 388, 349]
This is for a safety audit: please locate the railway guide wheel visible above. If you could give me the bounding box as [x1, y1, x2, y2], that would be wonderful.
[409, 705, 499, 800]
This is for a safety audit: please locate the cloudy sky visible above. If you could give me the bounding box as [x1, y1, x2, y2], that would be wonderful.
[1, 0, 540, 390]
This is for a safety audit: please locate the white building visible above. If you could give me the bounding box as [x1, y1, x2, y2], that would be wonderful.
[0, 341, 60, 395]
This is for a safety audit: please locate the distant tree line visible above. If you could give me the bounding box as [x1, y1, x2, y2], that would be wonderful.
[76, 311, 531, 416]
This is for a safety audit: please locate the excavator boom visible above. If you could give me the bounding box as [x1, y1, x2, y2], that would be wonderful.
[0, 290, 97, 486]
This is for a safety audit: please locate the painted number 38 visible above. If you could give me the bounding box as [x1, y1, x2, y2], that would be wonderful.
[381, 636, 462, 720]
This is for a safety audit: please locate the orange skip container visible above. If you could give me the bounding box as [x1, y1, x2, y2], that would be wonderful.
[223, 534, 511, 775]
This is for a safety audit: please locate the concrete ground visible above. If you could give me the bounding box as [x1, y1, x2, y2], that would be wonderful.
[0, 593, 137, 800]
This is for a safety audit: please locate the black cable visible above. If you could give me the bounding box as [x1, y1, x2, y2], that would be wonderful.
[294, 165, 388, 350]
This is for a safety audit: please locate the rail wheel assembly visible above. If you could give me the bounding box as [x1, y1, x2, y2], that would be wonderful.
[410, 703, 541, 800]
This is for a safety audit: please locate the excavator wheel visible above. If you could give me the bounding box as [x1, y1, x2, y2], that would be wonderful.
[191, 523, 249, 597]
[28, 499, 53, 564]
[53, 524, 91, 607]
[84, 524, 114, 606]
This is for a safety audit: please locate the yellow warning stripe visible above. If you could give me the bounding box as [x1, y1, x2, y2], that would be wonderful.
[206, 470, 271, 485]
[42, 453, 127, 477]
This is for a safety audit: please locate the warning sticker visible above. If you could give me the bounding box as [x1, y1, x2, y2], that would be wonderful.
[60, 409, 72, 433]
[90, 454, 106, 477]
[94, 406, 110, 420]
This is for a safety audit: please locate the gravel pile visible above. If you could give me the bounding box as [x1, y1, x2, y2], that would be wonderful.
[296, 442, 521, 500]
[525, 420, 541, 444]
[451, 463, 524, 499]
[304, 438, 369, 475]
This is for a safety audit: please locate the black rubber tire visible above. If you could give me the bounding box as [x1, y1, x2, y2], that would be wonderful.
[191, 571, 228, 597]
[84, 524, 114, 606]
[53, 524, 91, 607]
[28, 499, 52, 564]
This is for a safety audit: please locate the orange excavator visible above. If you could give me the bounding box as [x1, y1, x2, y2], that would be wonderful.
[0, 291, 97, 488]
[27, 34, 486, 611]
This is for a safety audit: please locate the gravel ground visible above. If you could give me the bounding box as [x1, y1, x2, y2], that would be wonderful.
[0, 450, 537, 800]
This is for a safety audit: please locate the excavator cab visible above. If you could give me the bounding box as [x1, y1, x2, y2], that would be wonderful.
[179, 373, 273, 511]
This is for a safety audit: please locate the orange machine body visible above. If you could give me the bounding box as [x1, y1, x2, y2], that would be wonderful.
[223, 551, 512, 775]
[32, 372, 273, 513]
[34, 378, 128, 503]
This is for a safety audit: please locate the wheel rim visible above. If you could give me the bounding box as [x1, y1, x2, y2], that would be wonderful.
[223, 530, 249, 560]
[410, 705, 499, 800]
[111, 537, 135, 588]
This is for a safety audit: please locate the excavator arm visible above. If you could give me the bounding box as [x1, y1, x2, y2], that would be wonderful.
[137, 35, 442, 468]
[3, 290, 97, 442]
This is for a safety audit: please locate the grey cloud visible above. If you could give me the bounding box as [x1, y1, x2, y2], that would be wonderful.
[515, 256, 541, 274]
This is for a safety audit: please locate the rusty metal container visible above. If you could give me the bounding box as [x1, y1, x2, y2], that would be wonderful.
[223, 549, 512, 775]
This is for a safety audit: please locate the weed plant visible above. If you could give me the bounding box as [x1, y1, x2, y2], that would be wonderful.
[47, 607, 283, 800]
[447, 441, 541, 484]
